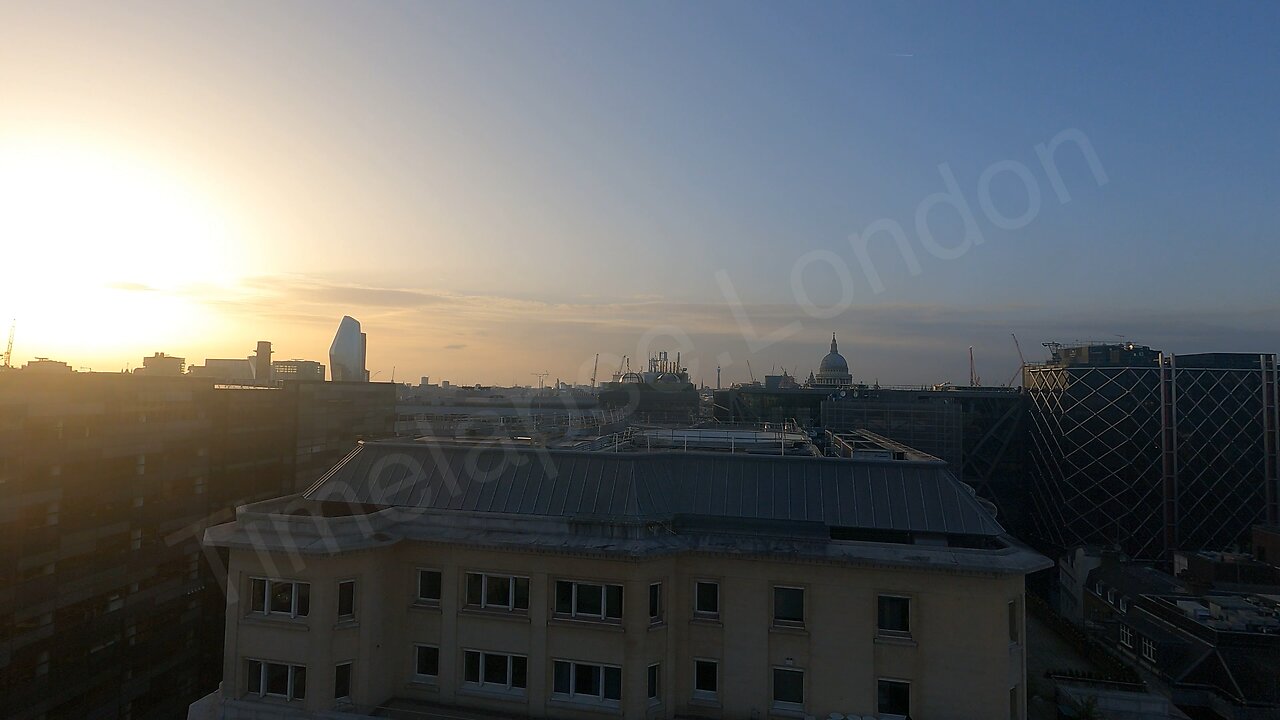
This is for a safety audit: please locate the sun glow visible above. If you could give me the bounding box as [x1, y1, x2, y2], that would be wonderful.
[0, 138, 246, 365]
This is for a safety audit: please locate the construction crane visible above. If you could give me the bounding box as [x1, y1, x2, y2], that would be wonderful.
[2, 319, 13, 369]
[1006, 333, 1027, 387]
[590, 354, 599, 388]
[969, 347, 980, 387]
[746, 358, 756, 384]
[530, 371, 549, 390]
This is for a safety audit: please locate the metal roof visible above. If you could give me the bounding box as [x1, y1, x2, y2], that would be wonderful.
[303, 441, 1005, 536]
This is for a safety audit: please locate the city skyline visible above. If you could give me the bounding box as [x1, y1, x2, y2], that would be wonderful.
[2, 2, 1278, 385]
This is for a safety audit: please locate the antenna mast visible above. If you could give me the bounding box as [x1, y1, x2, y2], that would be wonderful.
[2, 320, 13, 369]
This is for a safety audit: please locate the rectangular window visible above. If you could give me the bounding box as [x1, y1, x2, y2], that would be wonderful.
[774, 586, 805, 625]
[245, 659, 306, 701]
[249, 578, 310, 618]
[1008, 599, 1019, 643]
[337, 580, 355, 619]
[773, 667, 804, 706]
[649, 583, 662, 623]
[465, 572, 529, 611]
[695, 581, 719, 616]
[647, 663, 660, 702]
[554, 580, 623, 620]
[1120, 623, 1133, 648]
[417, 569, 441, 603]
[877, 595, 910, 635]
[462, 650, 526, 691]
[334, 663, 351, 700]
[415, 645, 439, 679]
[551, 660, 622, 703]
[1142, 637, 1156, 662]
[693, 659, 718, 698]
[878, 679, 910, 718]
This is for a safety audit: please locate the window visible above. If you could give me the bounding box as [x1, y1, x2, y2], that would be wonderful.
[1107, 589, 1116, 604]
[551, 660, 622, 704]
[1119, 598, 1128, 613]
[1094, 581, 1103, 596]
[773, 667, 804, 707]
[465, 572, 529, 611]
[245, 660, 306, 701]
[649, 583, 663, 623]
[415, 645, 439, 679]
[334, 663, 352, 700]
[774, 586, 805, 626]
[337, 581, 355, 619]
[1142, 637, 1156, 662]
[877, 595, 910, 636]
[555, 581, 623, 620]
[1120, 623, 1133, 648]
[694, 581, 719, 616]
[462, 650, 526, 692]
[417, 569, 441, 603]
[693, 659, 718, 699]
[249, 578, 309, 618]
[647, 663, 660, 703]
[1008, 599, 1019, 643]
[877, 679, 910, 718]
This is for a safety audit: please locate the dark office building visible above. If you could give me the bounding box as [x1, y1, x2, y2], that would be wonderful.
[0, 371, 395, 720]
[714, 384, 1029, 529]
[1024, 344, 1280, 561]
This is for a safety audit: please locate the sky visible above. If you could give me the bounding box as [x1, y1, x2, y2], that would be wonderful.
[1, 1, 1277, 386]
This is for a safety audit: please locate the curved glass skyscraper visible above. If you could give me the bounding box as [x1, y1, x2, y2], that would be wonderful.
[329, 315, 368, 382]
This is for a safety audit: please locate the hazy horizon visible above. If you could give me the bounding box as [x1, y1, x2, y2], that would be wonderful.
[3, 2, 1277, 386]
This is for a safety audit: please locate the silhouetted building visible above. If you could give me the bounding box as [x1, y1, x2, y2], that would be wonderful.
[272, 360, 326, 383]
[328, 316, 368, 382]
[596, 352, 698, 424]
[188, 359, 255, 383]
[0, 371, 396, 720]
[253, 342, 272, 385]
[1025, 344, 1280, 561]
[137, 352, 185, 376]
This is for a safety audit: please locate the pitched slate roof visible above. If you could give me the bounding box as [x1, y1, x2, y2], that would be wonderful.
[303, 441, 1005, 537]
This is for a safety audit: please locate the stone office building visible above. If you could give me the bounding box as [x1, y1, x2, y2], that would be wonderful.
[195, 440, 1050, 720]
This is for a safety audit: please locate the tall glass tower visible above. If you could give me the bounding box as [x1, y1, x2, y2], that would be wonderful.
[329, 316, 368, 382]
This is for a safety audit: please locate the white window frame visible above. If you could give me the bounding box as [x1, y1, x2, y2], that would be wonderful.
[1119, 597, 1129, 613]
[773, 585, 806, 627]
[464, 572, 529, 611]
[649, 582, 663, 624]
[692, 658, 718, 700]
[334, 662, 353, 702]
[694, 580, 720, 617]
[416, 568, 442, 604]
[413, 644, 439, 681]
[877, 677, 911, 719]
[554, 580, 623, 621]
[245, 659, 306, 701]
[771, 666, 804, 709]
[551, 659, 623, 706]
[461, 649, 527, 694]
[1120, 623, 1133, 648]
[877, 594, 912, 637]
[336, 579, 356, 619]
[1142, 636, 1156, 662]
[248, 577, 310, 618]
[647, 662, 661, 705]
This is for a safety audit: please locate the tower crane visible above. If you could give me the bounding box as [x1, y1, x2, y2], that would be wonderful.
[531, 371, 549, 390]
[590, 354, 599, 388]
[1006, 333, 1027, 387]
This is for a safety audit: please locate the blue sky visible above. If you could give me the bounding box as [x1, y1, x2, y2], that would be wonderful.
[1, 1, 1277, 383]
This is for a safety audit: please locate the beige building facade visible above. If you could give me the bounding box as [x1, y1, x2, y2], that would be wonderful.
[195, 441, 1050, 720]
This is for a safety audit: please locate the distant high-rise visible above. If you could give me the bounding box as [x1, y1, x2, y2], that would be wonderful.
[329, 316, 368, 382]
[253, 341, 272, 385]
